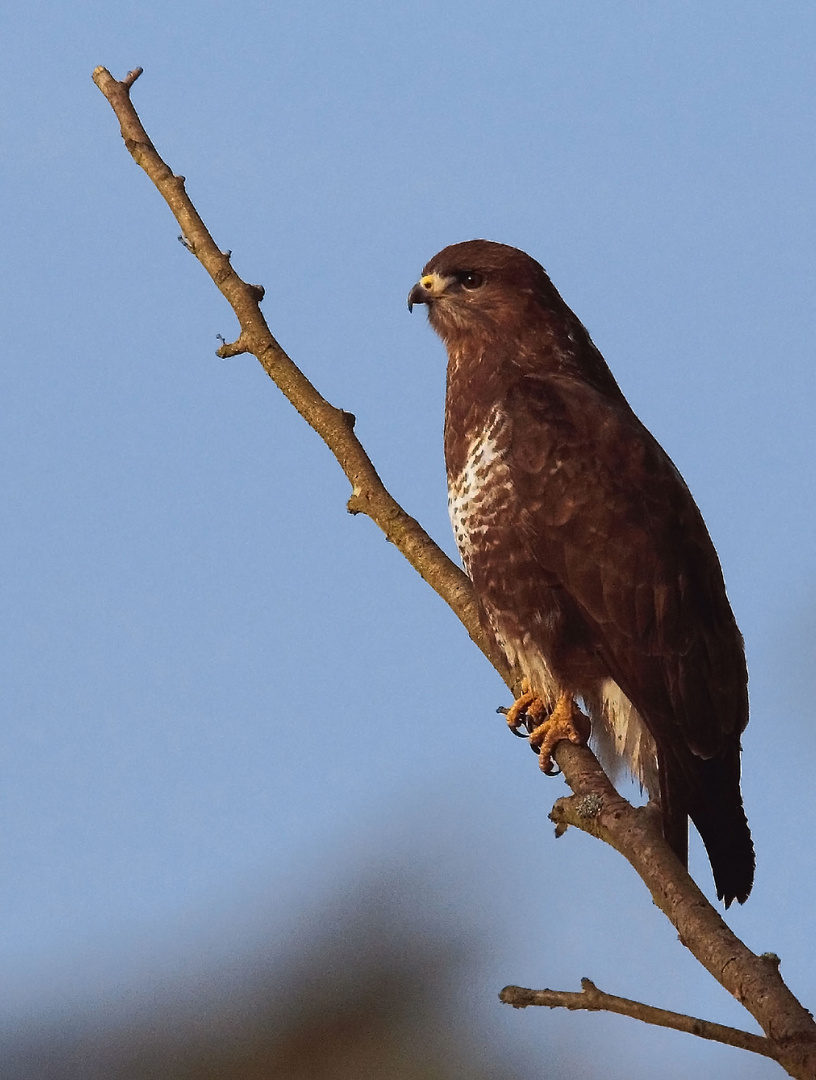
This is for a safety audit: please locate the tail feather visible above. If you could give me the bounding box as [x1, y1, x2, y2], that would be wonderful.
[658, 753, 689, 869]
[661, 748, 754, 907]
[690, 751, 755, 907]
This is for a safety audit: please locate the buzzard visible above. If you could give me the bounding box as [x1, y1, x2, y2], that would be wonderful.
[408, 240, 754, 906]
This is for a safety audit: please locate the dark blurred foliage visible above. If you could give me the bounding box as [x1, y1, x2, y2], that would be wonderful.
[1, 875, 556, 1080]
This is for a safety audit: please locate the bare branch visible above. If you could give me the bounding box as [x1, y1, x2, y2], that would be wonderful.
[92, 67, 816, 1078]
[543, 743, 816, 1077]
[91, 65, 510, 686]
[500, 979, 776, 1061]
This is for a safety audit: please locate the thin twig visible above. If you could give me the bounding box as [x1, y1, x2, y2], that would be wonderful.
[500, 980, 776, 1061]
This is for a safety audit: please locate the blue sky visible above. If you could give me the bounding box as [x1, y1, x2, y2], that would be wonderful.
[2, 2, 815, 1076]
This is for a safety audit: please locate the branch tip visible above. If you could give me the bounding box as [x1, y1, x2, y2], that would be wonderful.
[346, 489, 365, 515]
[216, 334, 250, 359]
[123, 67, 143, 88]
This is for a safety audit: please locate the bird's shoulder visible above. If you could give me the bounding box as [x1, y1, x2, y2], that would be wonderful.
[500, 371, 675, 506]
[502, 374, 727, 628]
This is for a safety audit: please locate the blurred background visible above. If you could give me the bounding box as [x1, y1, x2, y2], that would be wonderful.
[1, 2, 814, 1077]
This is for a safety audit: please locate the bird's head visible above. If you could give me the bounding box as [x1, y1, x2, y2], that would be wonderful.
[407, 239, 555, 345]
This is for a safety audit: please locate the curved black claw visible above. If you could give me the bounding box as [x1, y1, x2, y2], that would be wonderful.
[498, 704, 532, 737]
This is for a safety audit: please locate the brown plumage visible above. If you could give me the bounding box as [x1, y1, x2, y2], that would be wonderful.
[408, 239, 754, 906]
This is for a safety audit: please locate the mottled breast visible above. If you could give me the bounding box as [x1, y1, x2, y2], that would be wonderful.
[446, 406, 513, 576]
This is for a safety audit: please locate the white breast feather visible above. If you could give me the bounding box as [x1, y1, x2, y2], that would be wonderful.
[447, 407, 510, 574]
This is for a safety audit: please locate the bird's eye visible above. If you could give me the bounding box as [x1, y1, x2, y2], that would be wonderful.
[459, 272, 484, 290]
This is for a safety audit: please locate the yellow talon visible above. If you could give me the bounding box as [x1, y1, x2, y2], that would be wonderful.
[504, 678, 548, 732]
[528, 692, 588, 774]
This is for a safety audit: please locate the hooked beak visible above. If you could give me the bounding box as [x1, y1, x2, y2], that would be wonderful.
[407, 272, 451, 312]
[407, 282, 427, 312]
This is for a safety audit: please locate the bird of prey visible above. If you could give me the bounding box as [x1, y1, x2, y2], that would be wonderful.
[408, 240, 753, 906]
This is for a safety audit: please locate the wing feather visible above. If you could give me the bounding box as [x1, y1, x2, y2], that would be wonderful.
[504, 373, 747, 757]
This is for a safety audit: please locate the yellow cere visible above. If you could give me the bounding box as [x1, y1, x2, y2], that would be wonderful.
[419, 272, 452, 295]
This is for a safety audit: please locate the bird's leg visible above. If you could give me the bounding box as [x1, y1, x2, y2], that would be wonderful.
[503, 678, 549, 735]
[527, 692, 589, 775]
